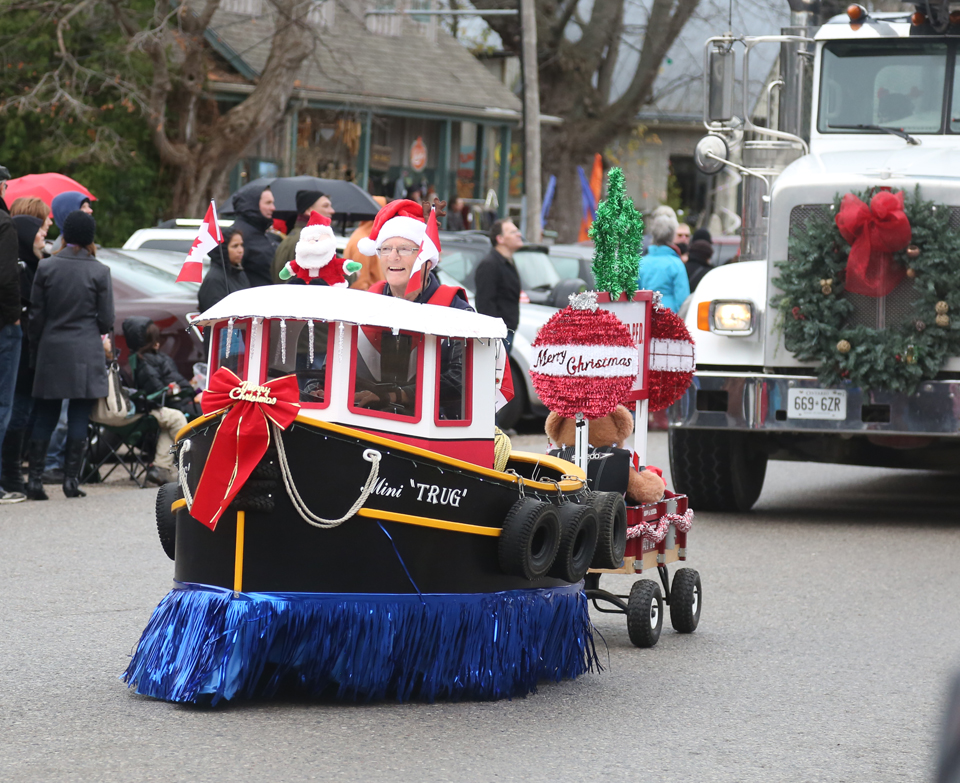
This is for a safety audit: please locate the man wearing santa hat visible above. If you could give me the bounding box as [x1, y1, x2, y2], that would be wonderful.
[359, 199, 472, 311]
[353, 199, 473, 413]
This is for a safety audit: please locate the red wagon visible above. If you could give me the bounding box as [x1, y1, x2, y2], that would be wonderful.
[584, 490, 701, 648]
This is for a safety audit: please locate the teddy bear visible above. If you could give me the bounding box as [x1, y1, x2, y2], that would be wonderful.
[544, 404, 666, 505]
[279, 210, 361, 286]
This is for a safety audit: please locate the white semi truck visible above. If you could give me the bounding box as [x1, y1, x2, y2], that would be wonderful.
[669, 0, 960, 510]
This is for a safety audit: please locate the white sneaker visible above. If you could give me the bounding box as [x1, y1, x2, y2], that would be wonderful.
[0, 490, 26, 504]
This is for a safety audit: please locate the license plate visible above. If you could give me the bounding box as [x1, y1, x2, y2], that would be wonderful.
[786, 388, 847, 420]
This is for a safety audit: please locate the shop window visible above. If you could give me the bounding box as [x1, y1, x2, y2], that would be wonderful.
[435, 337, 472, 426]
[349, 326, 423, 422]
[212, 320, 249, 377]
[266, 320, 330, 406]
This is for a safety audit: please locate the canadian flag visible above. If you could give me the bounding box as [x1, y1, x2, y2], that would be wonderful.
[177, 201, 223, 283]
[405, 206, 441, 298]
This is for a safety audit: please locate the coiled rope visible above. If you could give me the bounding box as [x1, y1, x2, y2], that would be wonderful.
[272, 422, 380, 529]
[177, 439, 194, 511]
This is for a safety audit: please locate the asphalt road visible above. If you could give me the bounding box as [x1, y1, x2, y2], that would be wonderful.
[2, 430, 959, 782]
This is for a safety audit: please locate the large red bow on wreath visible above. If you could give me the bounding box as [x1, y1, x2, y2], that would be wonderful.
[835, 190, 911, 298]
[190, 367, 300, 530]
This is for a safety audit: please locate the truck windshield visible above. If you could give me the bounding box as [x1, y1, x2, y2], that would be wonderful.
[818, 41, 947, 135]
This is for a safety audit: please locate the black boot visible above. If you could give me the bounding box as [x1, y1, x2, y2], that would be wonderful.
[25, 438, 50, 501]
[63, 438, 87, 498]
[1, 428, 26, 493]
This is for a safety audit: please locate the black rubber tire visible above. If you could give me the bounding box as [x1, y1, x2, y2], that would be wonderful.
[627, 579, 663, 648]
[586, 491, 628, 569]
[670, 568, 702, 634]
[230, 478, 277, 513]
[495, 360, 527, 431]
[547, 503, 599, 583]
[669, 428, 767, 512]
[156, 481, 180, 561]
[250, 450, 281, 481]
[498, 498, 561, 580]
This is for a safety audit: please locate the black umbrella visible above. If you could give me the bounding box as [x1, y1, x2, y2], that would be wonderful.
[225, 176, 382, 222]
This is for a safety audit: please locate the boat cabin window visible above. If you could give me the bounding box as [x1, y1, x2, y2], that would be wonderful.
[435, 337, 472, 426]
[349, 326, 423, 422]
[266, 319, 330, 406]
[211, 320, 248, 377]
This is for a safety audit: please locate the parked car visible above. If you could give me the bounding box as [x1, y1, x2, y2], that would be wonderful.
[438, 232, 584, 309]
[97, 248, 204, 377]
[712, 235, 741, 265]
[434, 267, 550, 428]
[548, 243, 596, 289]
[123, 226, 348, 256]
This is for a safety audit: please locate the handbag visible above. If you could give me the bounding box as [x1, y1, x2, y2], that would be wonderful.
[91, 361, 134, 427]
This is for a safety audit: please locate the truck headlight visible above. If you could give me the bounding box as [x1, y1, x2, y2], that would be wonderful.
[698, 301, 755, 335]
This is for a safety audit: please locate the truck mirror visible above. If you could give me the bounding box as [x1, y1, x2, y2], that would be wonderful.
[694, 135, 729, 175]
[708, 46, 735, 122]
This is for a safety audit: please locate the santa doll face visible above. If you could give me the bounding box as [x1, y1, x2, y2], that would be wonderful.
[297, 228, 337, 270]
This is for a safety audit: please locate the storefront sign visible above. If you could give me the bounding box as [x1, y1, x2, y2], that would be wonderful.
[410, 136, 427, 172]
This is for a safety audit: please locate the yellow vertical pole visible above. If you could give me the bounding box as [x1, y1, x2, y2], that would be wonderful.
[233, 510, 245, 593]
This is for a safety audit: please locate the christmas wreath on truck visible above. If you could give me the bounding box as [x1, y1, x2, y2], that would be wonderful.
[775, 187, 960, 393]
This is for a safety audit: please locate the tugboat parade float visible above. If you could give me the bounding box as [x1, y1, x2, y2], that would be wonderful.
[124, 285, 616, 704]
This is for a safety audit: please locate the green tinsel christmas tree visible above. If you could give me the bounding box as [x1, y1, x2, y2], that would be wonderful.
[589, 167, 644, 300]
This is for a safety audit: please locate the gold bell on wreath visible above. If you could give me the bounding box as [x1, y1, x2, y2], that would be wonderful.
[905, 346, 917, 365]
[936, 301, 950, 315]
[837, 339, 852, 354]
[820, 278, 833, 295]
[906, 245, 920, 260]
[937, 313, 950, 328]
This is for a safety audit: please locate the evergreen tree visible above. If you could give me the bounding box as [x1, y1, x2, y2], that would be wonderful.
[590, 167, 644, 300]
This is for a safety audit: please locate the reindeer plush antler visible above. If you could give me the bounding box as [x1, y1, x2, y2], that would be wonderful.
[423, 198, 447, 219]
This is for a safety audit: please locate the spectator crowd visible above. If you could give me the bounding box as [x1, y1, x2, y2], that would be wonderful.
[0, 164, 720, 502]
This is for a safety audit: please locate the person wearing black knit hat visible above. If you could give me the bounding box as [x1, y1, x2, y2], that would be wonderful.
[271, 190, 334, 283]
[26, 209, 114, 500]
[691, 227, 712, 244]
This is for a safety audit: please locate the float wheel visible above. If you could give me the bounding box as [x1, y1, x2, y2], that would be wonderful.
[627, 579, 663, 648]
[498, 498, 561, 580]
[587, 491, 627, 569]
[669, 568, 702, 633]
[156, 481, 180, 561]
[547, 503, 598, 583]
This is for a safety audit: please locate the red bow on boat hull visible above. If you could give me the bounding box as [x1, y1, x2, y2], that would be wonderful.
[189, 368, 300, 530]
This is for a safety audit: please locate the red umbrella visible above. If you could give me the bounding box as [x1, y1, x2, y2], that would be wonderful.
[3, 173, 95, 211]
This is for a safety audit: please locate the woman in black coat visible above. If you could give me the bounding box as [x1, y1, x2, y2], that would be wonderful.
[27, 211, 114, 499]
[0, 215, 46, 493]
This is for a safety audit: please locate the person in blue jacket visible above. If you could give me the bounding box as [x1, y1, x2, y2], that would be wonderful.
[639, 211, 690, 313]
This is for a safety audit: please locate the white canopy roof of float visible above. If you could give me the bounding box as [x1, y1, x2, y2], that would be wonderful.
[193, 285, 508, 340]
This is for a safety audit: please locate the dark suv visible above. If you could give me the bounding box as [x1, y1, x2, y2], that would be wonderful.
[438, 232, 585, 308]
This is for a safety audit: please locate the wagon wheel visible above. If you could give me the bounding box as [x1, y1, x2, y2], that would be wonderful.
[626, 579, 663, 648]
[669, 568, 702, 634]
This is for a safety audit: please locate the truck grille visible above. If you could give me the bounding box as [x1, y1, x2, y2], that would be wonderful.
[786, 203, 960, 330]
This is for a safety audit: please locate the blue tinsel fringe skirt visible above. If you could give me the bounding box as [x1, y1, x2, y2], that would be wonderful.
[123, 582, 598, 704]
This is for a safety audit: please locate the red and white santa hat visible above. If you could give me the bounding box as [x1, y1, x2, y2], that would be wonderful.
[357, 199, 426, 257]
[298, 210, 335, 242]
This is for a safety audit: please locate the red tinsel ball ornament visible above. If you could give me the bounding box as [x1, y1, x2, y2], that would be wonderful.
[647, 306, 696, 412]
[530, 300, 638, 419]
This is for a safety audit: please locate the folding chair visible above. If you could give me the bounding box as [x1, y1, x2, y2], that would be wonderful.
[82, 413, 160, 489]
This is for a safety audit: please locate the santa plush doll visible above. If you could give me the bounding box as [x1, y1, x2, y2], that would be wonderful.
[279, 211, 361, 286]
